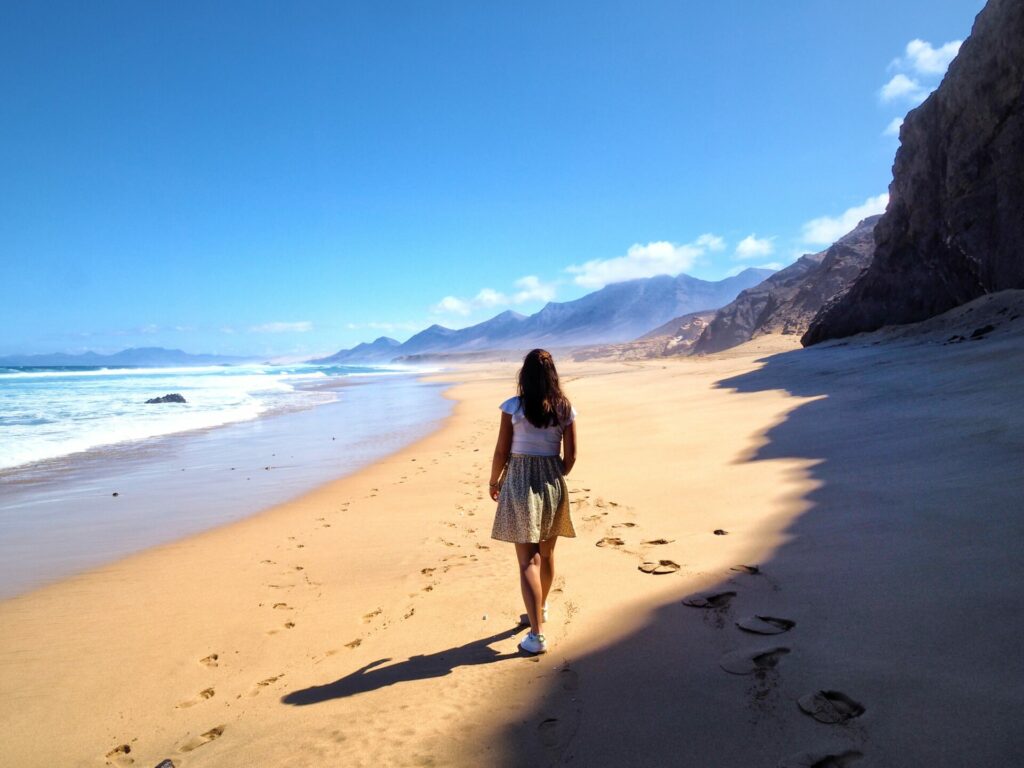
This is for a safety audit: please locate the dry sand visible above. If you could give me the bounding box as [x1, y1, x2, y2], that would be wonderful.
[2, 301, 1022, 767]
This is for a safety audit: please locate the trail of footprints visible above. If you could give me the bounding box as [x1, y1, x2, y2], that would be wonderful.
[588, 500, 868, 765]
[106, 439, 501, 764]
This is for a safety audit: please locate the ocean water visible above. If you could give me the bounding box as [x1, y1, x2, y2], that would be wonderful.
[0, 365, 452, 598]
[0, 363, 385, 471]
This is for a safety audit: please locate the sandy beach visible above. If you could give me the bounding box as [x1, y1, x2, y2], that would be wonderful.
[2, 324, 1022, 767]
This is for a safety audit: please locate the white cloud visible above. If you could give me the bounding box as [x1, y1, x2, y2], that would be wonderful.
[432, 296, 472, 316]
[801, 193, 889, 245]
[883, 116, 904, 137]
[879, 38, 962, 114]
[694, 233, 726, 251]
[903, 39, 961, 75]
[735, 234, 775, 259]
[756, 261, 783, 271]
[513, 275, 557, 303]
[249, 321, 313, 333]
[566, 234, 725, 289]
[880, 73, 927, 104]
[431, 275, 557, 316]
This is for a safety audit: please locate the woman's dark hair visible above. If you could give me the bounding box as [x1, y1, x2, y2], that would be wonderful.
[517, 349, 570, 428]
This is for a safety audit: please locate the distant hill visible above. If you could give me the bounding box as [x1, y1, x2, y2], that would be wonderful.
[316, 268, 774, 363]
[573, 310, 716, 361]
[310, 337, 401, 364]
[692, 216, 880, 354]
[0, 347, 252, 367]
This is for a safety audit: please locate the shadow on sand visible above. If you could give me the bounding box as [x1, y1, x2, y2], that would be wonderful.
[282, 625, 524, 705]
[489, 339, 1024, 767]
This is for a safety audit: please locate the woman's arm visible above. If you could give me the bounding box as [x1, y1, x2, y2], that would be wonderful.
[489, 412, 513, 501]
[561, 421, 576, 475]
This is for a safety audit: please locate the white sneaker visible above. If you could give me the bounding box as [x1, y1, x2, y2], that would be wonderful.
[519, 631, 548, 654]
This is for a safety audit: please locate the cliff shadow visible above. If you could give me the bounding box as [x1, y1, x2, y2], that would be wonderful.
[488, 338, 1024, 767]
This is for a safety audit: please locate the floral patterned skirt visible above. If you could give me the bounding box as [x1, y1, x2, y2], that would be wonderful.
[491, 454, 576, 544]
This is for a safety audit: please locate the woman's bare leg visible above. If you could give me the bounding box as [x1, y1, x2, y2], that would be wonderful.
[515, 543, 544, 635]
[539, 537, 557, 611]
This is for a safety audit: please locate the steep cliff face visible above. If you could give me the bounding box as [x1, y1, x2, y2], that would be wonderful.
[804, 0, 1024, 345]
[692, 217, 879, 354]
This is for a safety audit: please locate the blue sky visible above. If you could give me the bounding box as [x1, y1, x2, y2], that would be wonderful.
[0, 1, 985, 358]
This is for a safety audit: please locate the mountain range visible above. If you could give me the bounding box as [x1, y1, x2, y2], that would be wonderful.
[313, 268, 774, 364]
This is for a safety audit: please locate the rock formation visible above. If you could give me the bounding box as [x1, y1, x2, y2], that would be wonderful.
[804, 0, 1024, 345]
[692, 217, 879, 354]
[145, 393, 186, 404]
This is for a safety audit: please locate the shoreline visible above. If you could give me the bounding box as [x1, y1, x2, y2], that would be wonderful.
[0, 372, 452, 600]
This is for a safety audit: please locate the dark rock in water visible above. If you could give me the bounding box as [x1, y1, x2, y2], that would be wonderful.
[154, 760, 176, 768]
[804, 0, 1024, 345]
[112, 492, 119, 497]
[145, 393, 187, 404]
[694, 216, 880, 354]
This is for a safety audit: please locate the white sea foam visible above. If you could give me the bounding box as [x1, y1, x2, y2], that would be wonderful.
[0, 364, 371, 471]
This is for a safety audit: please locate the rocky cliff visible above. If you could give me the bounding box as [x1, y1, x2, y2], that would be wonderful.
[804, 0, 1024, 345]
[692, 216, 879, 354]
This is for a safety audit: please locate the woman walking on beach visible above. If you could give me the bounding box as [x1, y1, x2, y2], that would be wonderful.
[489, 349, 576, 654]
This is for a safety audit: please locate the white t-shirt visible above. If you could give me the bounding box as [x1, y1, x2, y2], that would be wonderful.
[500, 396, 576, 457]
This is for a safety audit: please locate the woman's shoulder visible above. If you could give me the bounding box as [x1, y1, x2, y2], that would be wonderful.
[557, 399, 577, 425]
[499, 396, 521, 415]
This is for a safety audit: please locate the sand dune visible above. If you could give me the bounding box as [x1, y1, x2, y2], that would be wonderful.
[1, 309, 1022, 765]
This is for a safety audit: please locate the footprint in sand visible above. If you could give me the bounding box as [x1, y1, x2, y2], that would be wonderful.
[713, 529, 729, 536]
[104, 743, 134, 766]
[638, 559, 681, 575]
[362, 608, 383, 623]
[559, 666, 580, 691]
[179, 725, 225, 753]
[778, 749, 863, 767]
[718, 646, 790, 675]
[176, 688, 216, 708]
[249, 675, 285, 697]
[641, 538, 674, 545]
[730, 564, 760, 574]
[798, 690, 866, 724]
[537, 718, 563, 748]
[199, 653, 219, 667]
[682, 591, 736, 608]
[272, 602, 292, 610]
[736, 615, 796, 635]
[345, 638, 362, 649]
[595, 537, 625, 547]
[611, 521, 636, 528]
